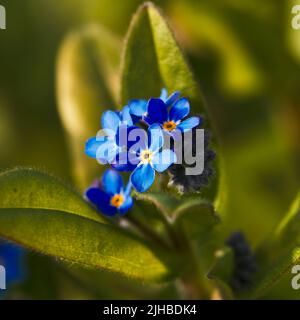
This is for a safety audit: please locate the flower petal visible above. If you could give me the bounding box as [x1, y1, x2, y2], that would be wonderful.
[152, 149, 177, 173]
[120, 106, 133, 126]
[102, 169, 123, 195]
[144, 98, 168, 125]
[85, 187, 117, 216]
[159, 88, 168, 102]
[130, 164, 155, 193]
[148, 124, 164, 152]
[85, 136, 107, 158]
[169, 98, 190, 122]
[165, 91, 180, 107]
[177, 117, 200, 132]
[128, 127, 148, 154]
[128, 99, 148, 117]
[119, 196, 133, 215]
[101, 110, 121, 133]
[96, 140, 119, 164]
[111, 151, 138, 172]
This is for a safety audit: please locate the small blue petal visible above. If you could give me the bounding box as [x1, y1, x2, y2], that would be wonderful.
[101, 110, 121, 133]
[102, 169, 123, 195]
[145, 98, 168, 125]
[116, 125, 143, 149]
[124, 181, 133, 197]
[119, 196, 133, 215]
[111, 151, 138, 172]
[85, 188, 117, 216]
[148, 124, 164, 152]
[128, 127, 148, 154]
[169, 98, 190, 122]
[177, 117, 200, 132]
[85, 136, 107, 158]
[159, 88, 168, 102]
[120, 106, 133, 126]
[129, 99, 148, 117]
[165, 91, 180, 106]
[130, 164, 155, 193]
[153, 149, 177, 172]
[96, 140, 119, 164]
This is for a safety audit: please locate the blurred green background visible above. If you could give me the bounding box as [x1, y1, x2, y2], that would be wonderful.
[0, 0, 299, 299]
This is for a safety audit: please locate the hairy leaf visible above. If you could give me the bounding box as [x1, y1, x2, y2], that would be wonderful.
[0, 208, 182, 283]
[0, 167, 104, 223]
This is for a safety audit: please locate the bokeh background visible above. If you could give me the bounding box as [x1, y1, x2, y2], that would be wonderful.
[0, 0, 299, 299]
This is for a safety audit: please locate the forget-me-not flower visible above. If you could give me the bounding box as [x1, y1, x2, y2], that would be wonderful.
[125, 124, 177, 192]
[128, 88, 180, 122]
[85, 106, 133, 164]
[144, 98, 200, 137]
[85, 169, 133, 216]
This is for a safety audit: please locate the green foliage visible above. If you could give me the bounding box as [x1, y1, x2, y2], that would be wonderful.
[0, 167, 104, 223]
[120, 2, 205, 112]
[173, 198, 220, 239]
[0, 208, 181, 282]
[253, 192, 300, 298]
[56, 25, 121, 190]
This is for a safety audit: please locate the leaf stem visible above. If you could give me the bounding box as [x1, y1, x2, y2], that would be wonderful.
[124, 215, 172, 251]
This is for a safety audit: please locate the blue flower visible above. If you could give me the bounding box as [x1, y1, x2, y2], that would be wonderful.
[0, 241, 26, 289]
[85, 169, 133, 216]
[127, 124, 177, 192]
[85, 106, 133, 164]
[144, 98, 201, 136]
[129, 88, 180, 122]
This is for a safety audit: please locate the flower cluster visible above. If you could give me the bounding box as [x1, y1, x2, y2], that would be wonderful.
[85, 89, 205, 217]
[226, 232, 258, 292]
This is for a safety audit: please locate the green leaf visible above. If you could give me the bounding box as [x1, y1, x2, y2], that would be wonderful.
[0, 167, 105, 223]
[56, 25, 121, 190]
[120, 2, 223, 205]
[134, 192, 180, 219]
[120, 2, 204, 112]
[0, 208, 181, 283]
[252, 191, 300, 298]
[173, 198, 220, 239]
[208, 247, 234, 285]
[275, 191, 300, 246]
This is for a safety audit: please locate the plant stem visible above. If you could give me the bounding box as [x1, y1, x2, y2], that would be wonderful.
[124, 215, 172, 250]
[172, 224, 212, 299]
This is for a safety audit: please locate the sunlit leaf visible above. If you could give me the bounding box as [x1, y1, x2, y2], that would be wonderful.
[0, 167, 104, 223]
[252, 191, 300, 298]
[56, 25, 121, 190]
[0, 208, 182, 283]
[120, 2, 205, 111]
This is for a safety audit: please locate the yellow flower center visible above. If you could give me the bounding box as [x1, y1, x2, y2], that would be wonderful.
[110, 194, 125, 208]
[140, 149, 153, 164]
[163, 120, 177, 131]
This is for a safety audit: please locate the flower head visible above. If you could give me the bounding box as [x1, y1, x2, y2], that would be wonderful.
[85, 169, 133, 216]
[168, 128, 215, 193]
[128, 88, 181, 123]
[85, 106, 133, 164]
[144, 97, 200, 137]
[226, 232, 258, 292]
[126, 124, 177, 192]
